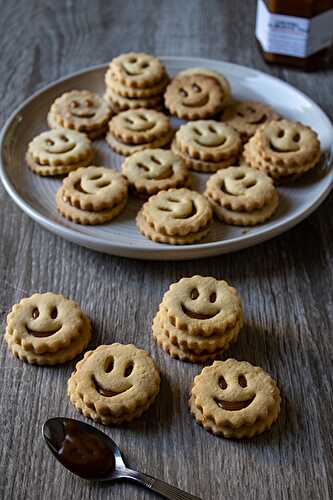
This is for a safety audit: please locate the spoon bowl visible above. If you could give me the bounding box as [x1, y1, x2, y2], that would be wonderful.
[43, 417, 201, 500]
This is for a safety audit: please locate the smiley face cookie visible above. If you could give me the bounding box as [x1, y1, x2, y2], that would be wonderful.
[220, 101, 279, 142]
[152, 276, 243, 362]
[190, 359, 281, 438]
[56, 166, 128, 225]
[165, 75, 225, 120]
[26, 129, 93, 176]
[243, 119, 321, 182]
[68, 343, 160, 425]
[48, 90, 112, 139]
[137, 188, 213, 245]
[176, 67, 230, 107]
[205, 165, 279, 226]
[5, 293, 91, 365]
[122, 149, 190, 196]
[109, 52, 167, 88]
[106, 109, 173, 156]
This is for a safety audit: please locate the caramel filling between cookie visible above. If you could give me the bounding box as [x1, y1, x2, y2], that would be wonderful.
[26, 326, 61, 337]
[181, 304, 219, 320]
[92, 376, 132, 398]
[214, 396, 255, 411]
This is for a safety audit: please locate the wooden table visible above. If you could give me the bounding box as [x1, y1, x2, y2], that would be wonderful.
[0, 1, 332, 499]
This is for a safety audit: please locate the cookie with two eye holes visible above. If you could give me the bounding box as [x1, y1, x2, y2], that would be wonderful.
[47, 90, 112, 140]
[106, 109, 174, 156]
[205, 166, 279, 226]
[152, 276, 243, 362]
[122, 149, 190, 197]
[175, 68, 231, 107]
[172, 121, 242, 173]
[136, 188, 213, 245]
[56, 166, 128, 225]
[164, 75, 225, 120]
[220, 100, 279, 142]
[5, 293, 91, 366]
[26, 129, 94, 176]
[190, 359, 281, 438]
[68, 343, 160, 425]
[244, 119, 321, 182]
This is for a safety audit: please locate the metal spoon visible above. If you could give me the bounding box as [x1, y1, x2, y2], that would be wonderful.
[43, 417, 201, 500]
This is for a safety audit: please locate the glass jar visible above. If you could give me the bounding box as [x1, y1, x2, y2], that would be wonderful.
[256, 0, 333, 69]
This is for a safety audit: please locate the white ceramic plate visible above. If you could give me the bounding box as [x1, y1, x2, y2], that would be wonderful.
[1, 56, 333, 260]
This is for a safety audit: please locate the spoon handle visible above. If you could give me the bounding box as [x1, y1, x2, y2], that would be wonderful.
[123, 468, 202, 500]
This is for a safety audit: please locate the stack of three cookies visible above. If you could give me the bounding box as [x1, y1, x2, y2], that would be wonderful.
[104, 52, 169, 112]
[153, 276, 243, 362]
[172, 120, 242, 173]
[106, 108, 173, 156]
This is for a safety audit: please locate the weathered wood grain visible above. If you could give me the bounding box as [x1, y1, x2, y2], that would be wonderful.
[0, 1, 332, 499]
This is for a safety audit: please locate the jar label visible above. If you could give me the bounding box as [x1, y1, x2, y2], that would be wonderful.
[256, 0, 333, 58]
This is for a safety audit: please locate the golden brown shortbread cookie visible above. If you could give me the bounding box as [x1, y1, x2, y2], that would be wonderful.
[106, 127, 173, 157]
[56, 187, 127, 225]
[62, 166, 128, 211]
[68, 343, 160, 424]
[26, 151, 93, 176]
[220, 101, 279, 142]
[109, 109, 170, 144]
[165, 75, 225, 120]
[122, 149, 189, 196]
[141, 188, 213, 236]
[109, 53, 167, 88]
[175, 121, 241, 162]
[205, 166, 276, 211]
[48, 90, 112, 138]
[136, 209, 210, 245]
[210, 190, 279, 226]
[5, 293, 91, 365]
[161, 276, 242, 336]
[27, 129, 93, 167]
[190, 359, 281, 438]
[105, 68, 169, 98]
[172, 139, 238, 173]
[176, 67, 230, 106]
[104, 88, 163, 111]
[255, 119, 320, 168]
[243, 135, 321, 181]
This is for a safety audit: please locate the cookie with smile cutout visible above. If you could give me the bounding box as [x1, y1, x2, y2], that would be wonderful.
[122, 148, 189, 197]
[68, 343, 160, 425]
[48, 90, 112, 139]
[165, 75, 225, 120]
[26, 129, 93, 176]
[190, 359, 281, 438]
[161, 275, 242, 336]
[109, 52, 167, 88]
[5, 293, 91, 365]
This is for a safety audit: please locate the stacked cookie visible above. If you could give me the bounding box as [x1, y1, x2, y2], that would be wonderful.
[56, 166, 128, 225]
[68, 343, 160, 425]
[220, 100, 279, 142]
[104, 52, 169, 111]
[165, 73, 227, 120]
[244, 119, 321, 182]
[48, 90, 112, 139]
[172, 120, 242, 172]
[26, 129, 93, 176]
[106, 108, 173, 156]
[190, 359, 281, 438]
[122, 148, 190, 197]
[5, 293, 91, 365]
[152, 276, 243, 362]
[205, 165, 279, 226]
[137, 188, 213, 244]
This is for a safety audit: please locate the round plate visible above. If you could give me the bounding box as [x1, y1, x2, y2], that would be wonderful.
[1, 56, 332, 260]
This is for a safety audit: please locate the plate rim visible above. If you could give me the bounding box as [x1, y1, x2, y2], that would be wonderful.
[1, 56, 333, 259]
